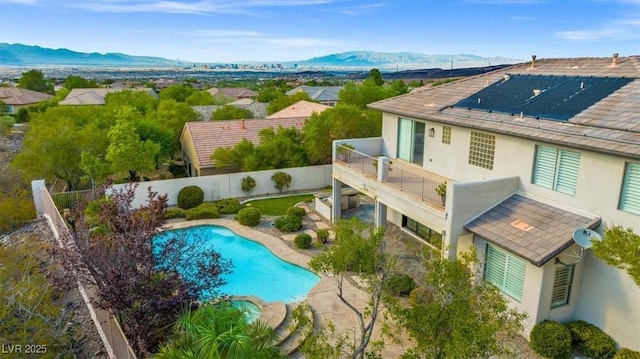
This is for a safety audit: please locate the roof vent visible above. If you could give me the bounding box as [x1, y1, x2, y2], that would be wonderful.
[611, 53, 619, 67]
[503, 74, 510, 82]
[530, 55, 537, 70]
[511, 220, 534, 232]
[533, 89, 542, 96]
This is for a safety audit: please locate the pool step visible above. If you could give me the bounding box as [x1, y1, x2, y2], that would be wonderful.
[278, 302, 316, 356]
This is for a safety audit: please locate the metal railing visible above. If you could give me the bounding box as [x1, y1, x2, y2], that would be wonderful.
[40, 188, 137, 359]
[335, 145, 447, 209]
[51, 189, 93, 211]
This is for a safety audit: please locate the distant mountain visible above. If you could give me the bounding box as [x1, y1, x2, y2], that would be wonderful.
[295, 51, 522, 70]
[0, 43, 522, 70]
[0, 43, 188, 67]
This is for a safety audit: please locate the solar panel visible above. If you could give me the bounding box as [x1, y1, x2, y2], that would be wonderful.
[453, 74, 633, 122]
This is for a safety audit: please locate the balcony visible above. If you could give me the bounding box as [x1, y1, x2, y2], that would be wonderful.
[333, 139, 448, 211]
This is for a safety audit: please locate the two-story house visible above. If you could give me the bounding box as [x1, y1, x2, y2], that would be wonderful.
[330, 54, 640, 349]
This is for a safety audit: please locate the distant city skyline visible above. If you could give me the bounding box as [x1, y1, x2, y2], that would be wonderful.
[1, 0, 639, 63]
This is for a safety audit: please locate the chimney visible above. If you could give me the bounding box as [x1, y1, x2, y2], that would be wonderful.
[530, 55, 537, 70]
[241, 118, 246, 130]
[611, 53, 619, 67]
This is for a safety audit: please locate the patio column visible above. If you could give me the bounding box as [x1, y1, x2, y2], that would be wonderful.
[374, 199, 387, 228]
[377, 156, 390, 182]
[331, 178, 342, 224]
[31, 179, 46, 216]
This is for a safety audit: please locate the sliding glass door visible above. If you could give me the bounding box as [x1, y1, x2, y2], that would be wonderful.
[397, 118, 425, 166]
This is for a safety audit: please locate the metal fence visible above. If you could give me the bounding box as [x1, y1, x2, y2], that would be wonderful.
[335, 145, 378, 178]
[51, 189, 94, 211]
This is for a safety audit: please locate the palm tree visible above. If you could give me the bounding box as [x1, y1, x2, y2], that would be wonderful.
[155, 301, 285, 359]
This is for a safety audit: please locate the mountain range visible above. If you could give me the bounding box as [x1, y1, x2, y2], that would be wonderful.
[0, 43, 522, 70]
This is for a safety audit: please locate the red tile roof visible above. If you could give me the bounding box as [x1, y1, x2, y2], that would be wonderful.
[182, 118, 306, 169]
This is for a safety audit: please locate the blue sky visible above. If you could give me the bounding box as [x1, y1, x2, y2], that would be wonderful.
[0, 0, 639, 63]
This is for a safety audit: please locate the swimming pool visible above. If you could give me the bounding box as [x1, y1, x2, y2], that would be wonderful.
[158, 225, 320, 303]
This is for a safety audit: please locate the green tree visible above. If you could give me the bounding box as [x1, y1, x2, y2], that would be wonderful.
[105, 90, 157, 115]
[305, 218, 388, 359]
[266, 91, 312, 115]
[338, 81, 394, 110]
[257, 86, 284, 103]
[185, 90, 215, 105]
[368, 68, 384, 86]
[106, 118, 160, 181]
[390, 79, 409, 96]
[592, 225, 640, 286]
[211, 138, 257, 172]
[64, 75, 99, 89]
[303, 104, 382, 164]
[254, 126, 309, 169]
[155, 99, 199, 138]
[159, 84, 195, 102]
[211, 105, 254, 121]
[135, 118, 177, 168]
[155, 302, 285, 359]
[385, 250, 526, 359]
[17, 69, 54, 94]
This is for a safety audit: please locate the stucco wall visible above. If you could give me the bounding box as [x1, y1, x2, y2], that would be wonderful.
[112, 165, 332, 208]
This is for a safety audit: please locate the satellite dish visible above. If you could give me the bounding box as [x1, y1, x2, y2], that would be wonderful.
[572, 228, 601, 250]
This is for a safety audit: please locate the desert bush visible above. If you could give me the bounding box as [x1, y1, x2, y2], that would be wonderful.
[383, 273, 416, 296]
[614, 348, 640, 359]
[294, 233, 312, 249]
[241, 176, 256, 195]
[177, 186, 204, 210]
[566, 320, 617, 359]
[316, 229, 329, 243]
[237, 207, 261, 227]
[530, 320, 573, 359]
[163, 207, 186, 220]
[185, 203, 220, 220]
[286, 206, 306, 218]
[214, 198, 243, 214]
[271, 171, 292, 193]
[274, 215, 302, 232]
[0, 192, 36, 233]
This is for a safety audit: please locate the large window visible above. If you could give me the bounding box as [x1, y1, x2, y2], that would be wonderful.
[468, 131, 495, 170]
[551, 264, 574, 308]
[398, 118, 425, 166]
[532, 145, 581, 195]
[620, 163, 640, 215]
[484, 244, 526, 301]
[402, 215, 442, 250]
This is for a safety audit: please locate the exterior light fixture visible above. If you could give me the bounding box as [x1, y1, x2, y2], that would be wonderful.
[428, 128, 435, 137]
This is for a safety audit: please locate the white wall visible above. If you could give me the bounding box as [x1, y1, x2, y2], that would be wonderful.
[112, 165, 332, 208]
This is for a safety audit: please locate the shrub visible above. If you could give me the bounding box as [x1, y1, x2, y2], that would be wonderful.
[0, 192, 36, 233]
[163, 207, 186, 220]
[287, 206, 306, 218]
[177, 186, 204, 210]
[383, 273, 416, 296]
[168, 163, 187, 178]
[316, 229, 329, 243]
[614, 348, 640, 359]
[566, 320, 617, 359]
[274, 215, 302, 232]
[408, 286, 432, 306]
[294, 233, 312, 249]
[214, 198, 243, 214]
[241, 176, 256, 195]
[237, 207, 261, 227]
[185, 203, 220, 220]
[530, 320, 573, 359]
[271, 171, 292, 193]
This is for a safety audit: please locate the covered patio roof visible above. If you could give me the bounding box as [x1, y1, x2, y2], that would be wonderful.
[465, 194, 601, 266]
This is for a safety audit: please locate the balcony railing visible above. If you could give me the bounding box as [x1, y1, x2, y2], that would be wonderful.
[335, 144, 447, 209]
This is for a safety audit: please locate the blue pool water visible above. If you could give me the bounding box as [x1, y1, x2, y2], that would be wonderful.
[159, 225, 319, 303]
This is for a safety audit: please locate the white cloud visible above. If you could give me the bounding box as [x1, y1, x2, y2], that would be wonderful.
[556, 28, 624, 41]
[0, 0, 39, 4]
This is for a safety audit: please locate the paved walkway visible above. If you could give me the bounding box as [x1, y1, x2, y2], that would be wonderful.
[165, 218, 406, 358]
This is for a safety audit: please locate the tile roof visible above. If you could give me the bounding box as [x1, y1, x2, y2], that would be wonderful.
[369, 56, 640, 159]
[207, 87, 257, 98]
[465, 194, 601, 266]
[59, 88, 157, 105]
[286, 86, 343, 102]
[182, 118, 306, 169]
[266, 100, 330, 119]
[0, 87, 53, 105]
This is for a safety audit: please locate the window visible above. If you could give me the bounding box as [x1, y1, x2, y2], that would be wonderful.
[484, 244, 526, 301]
[442, 126, 451, 144]
[402, 215, 442, 250]
[468, 131, 495, 169]
[532, 146, 581, 195]
[397, 118, 425, 166]
[551, 264, 574, 308]
[6, 105, 14, 114]
[620, 163, 640, 215]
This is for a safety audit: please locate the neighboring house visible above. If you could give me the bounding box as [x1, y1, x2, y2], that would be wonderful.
[193, 99, 268, 120]
[152, 79, 184, 90]
[0, 87, 53, 114]
[266, 100, 330, 119]
[286, 85, 343, 106]
[180, 117, 306, 177]
[207, 87, 258, 101]
[330, 55, 640, 349]
[59, 87, 158, 105]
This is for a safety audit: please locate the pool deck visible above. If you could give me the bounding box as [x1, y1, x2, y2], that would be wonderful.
[165, 218, 406, 358]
